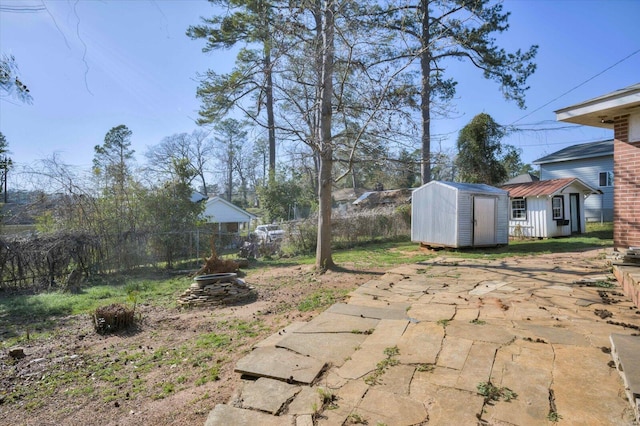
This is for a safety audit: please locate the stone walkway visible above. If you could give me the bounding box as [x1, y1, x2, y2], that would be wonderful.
[205, 250, 640, 425]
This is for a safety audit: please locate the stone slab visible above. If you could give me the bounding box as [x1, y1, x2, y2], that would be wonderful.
[553, 344, 632, 424]
[469, 280, 510, 296]
[240, 377, 299, 414]
[610, 333, 640, 422]
[405, 303, 456, 322]
[254, 321, 307, 348]
[610, 333, 640, 396]
[455, 341, 498, 393]
[277, 331, 366, 367]
[396, 321, 443, 364]
[437, 336, 473, 370]
[359, 319, 409, 348]
[295, 311, 379, 333]
[205, 404, 294, 426]
[412, 382, 484, 425]
[288, 386, 322, 415]
[446, 321, 515, 345]
[375, 364, 415, 395]
[515, 323, 589, 346]
[327, 303, 408, 320]
[356, 388, 428, 426]
[235, 347, 326, 384]
[296, 414, 314, 426]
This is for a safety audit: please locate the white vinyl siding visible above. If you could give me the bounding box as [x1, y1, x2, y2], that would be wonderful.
[539, 155, 613, 222]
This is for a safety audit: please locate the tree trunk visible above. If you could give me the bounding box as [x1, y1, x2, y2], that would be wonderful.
[420, 0, 432, 185]
[265, 51, 276, 175]
[315, 0, 335, 271]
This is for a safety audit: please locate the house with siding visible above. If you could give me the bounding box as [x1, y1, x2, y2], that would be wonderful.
[501, 178, 601, 238]
[532, 140, 613, 222]
[555, 83, 640, 251]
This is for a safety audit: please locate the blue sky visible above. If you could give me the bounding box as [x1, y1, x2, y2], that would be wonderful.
[1, 0, 639, 183]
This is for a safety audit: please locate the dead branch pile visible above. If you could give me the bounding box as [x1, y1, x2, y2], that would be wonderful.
[0, 231, 101, 292]
[93, 303, 135, 334]
[194, 234, 239, 276]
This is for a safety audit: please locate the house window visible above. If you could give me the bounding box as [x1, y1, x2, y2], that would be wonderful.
[599, 171, 614, 187]
[552, 196, 564, 220]
[511, 198, 526, 220]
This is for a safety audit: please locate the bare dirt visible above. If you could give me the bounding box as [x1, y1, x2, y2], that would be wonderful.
[0, 263, 385, 426]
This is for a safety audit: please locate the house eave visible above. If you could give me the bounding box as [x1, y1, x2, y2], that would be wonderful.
[555, 84, 640, 128]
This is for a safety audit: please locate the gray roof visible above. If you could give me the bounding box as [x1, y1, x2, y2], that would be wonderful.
[533, 139, 613, 165]
[431, 181, 508, 195]
[503, 173, 540, 185]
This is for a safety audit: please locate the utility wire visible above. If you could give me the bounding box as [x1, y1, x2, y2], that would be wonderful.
[509, 47, 640, 125]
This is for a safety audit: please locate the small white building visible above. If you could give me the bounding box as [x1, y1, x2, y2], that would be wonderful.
[201, 196, 256, 235]
[501, 178, 601, 238]
[411, 181, 509, 248]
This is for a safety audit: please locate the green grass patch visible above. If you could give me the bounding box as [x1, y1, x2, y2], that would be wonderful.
[298, 289, 348, 312]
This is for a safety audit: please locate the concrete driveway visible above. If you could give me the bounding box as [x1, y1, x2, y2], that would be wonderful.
[206, 249, 639, 425]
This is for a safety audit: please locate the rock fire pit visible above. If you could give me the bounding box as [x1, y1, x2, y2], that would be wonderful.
[177, 273, 256, 307]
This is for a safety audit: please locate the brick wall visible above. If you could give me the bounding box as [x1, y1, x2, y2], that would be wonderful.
[613, 114, 640, 250]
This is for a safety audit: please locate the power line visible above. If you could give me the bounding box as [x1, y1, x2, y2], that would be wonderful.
[0, 5, 46, 13]
[510, 47, 640, 125]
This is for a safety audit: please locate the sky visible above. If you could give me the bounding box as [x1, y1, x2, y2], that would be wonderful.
[1, 0, 639, 188]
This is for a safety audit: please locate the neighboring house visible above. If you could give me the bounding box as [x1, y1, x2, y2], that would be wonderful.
[353, 188, 413, 209]
[201, 196, 256, 235]
[411, 181, 509, 248]
[503, 173, 540, 185]
[533, 140, 613, 222]
[501, 178, 601, 238]
[555, 83, 640, 251]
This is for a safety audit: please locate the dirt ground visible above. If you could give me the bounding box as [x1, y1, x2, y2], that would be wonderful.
[0, 263, 384, 426]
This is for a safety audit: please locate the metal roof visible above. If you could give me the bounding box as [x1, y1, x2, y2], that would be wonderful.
[532, 139, 613, 164]
[501, 178, 601, 198]
[431, 181, 508, 195]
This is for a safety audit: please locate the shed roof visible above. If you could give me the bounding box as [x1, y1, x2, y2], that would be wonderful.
[432, 181, 508, 195]
[555, 82, 640, 128]
[501, 178, 601, 198]
[532, 139, 613, 164]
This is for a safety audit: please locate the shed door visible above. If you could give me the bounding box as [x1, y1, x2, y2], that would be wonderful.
[473, 196, 496, 246]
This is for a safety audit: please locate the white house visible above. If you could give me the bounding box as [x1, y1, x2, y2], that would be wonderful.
[201, 196, 256, 235]
[533, 140, 613, 222]
[501, 178, 601, 238]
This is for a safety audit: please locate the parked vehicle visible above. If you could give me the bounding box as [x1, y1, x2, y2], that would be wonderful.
[254, 224, 284, 242]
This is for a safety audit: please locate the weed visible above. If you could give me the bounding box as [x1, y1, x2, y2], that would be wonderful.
[547, 411, 562, 422]
[416, 363, 434, 372]
[470, 319, 486, 325]
[316, 387, 337, 410]
[476, 382, 517, 403]
[347, 412, 368, 424]
[364, 346, 400, 385]
[436, 319, 451, 327]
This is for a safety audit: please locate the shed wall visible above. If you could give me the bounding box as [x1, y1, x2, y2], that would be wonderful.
[411, 183, 458, 246]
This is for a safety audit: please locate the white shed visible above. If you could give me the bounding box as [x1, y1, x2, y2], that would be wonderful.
[501, 178, 601, 238]
[411, 181, 509, 248]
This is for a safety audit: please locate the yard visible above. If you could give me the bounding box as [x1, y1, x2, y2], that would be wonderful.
[0, 224, 613, 425]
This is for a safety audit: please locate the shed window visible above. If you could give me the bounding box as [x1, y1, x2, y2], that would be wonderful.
[552, 196, 564, 220]
[511, 198, 526, 220]
[599, 171, 613, 187]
